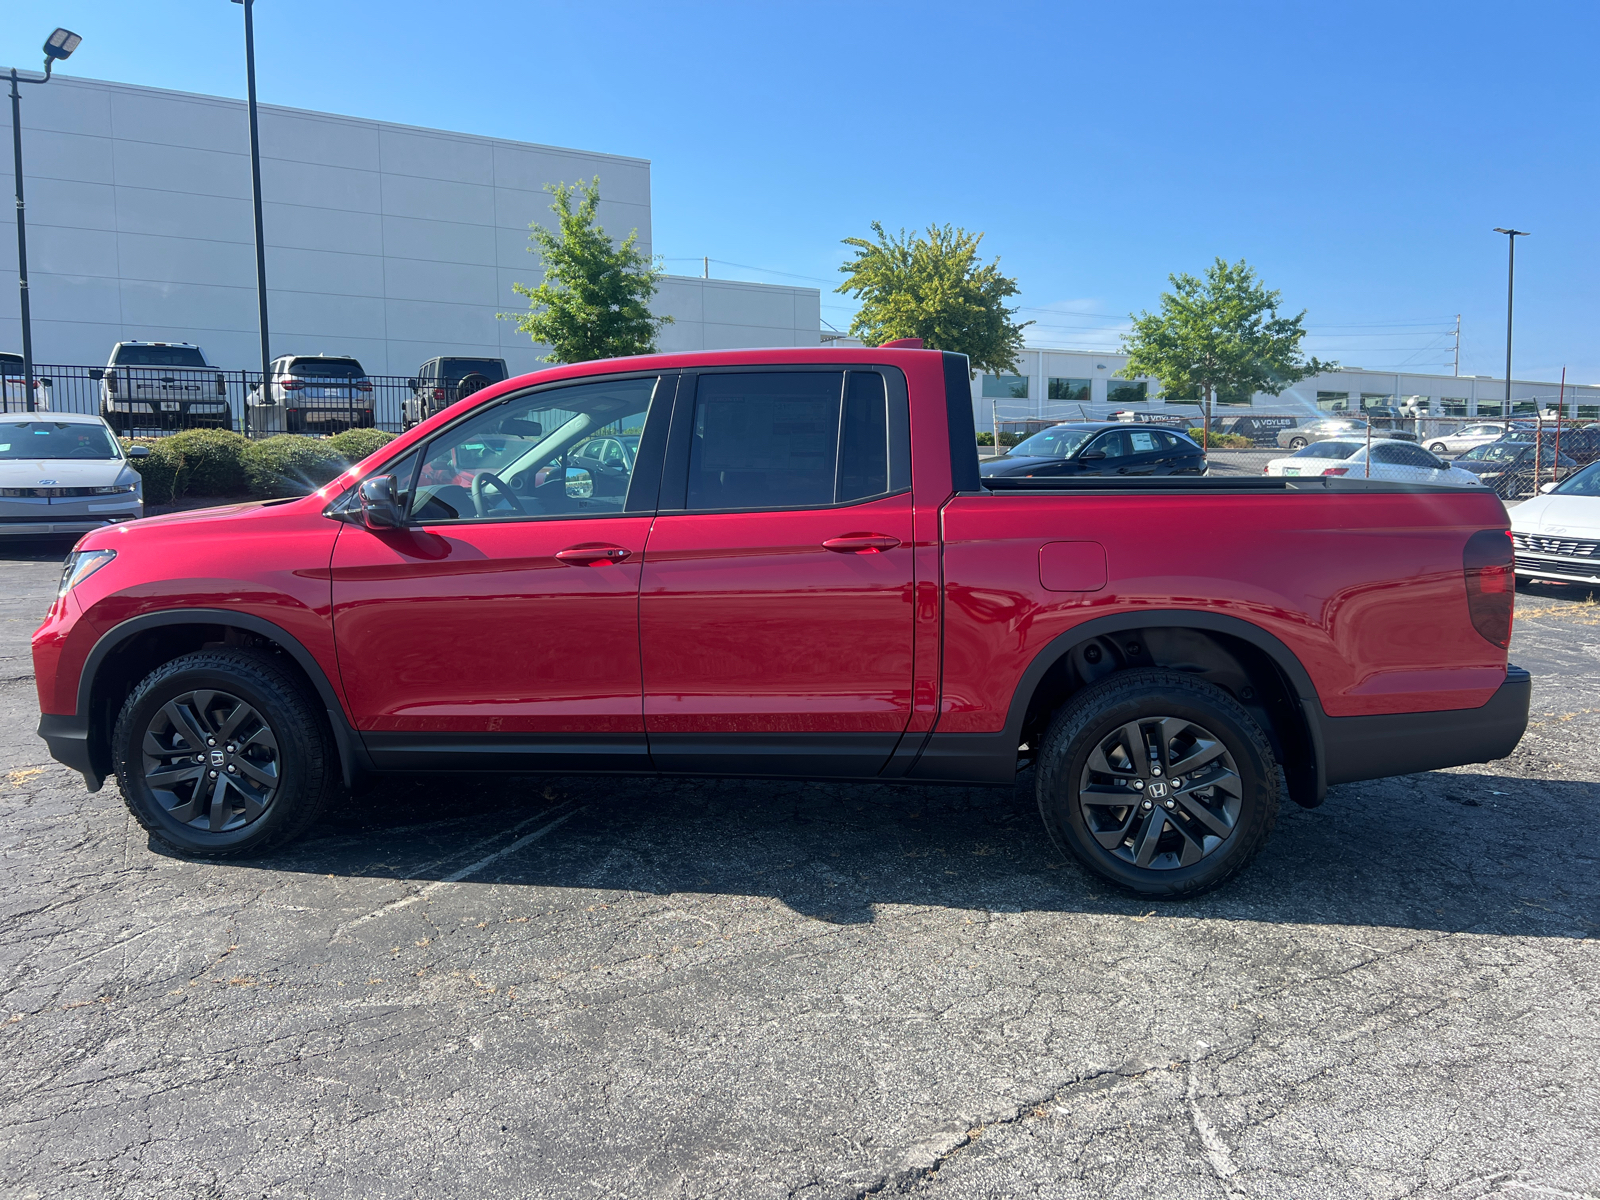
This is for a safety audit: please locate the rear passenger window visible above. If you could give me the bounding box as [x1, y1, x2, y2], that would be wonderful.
[1128, 431, 1157, 453]
[685, 371, 900, 511]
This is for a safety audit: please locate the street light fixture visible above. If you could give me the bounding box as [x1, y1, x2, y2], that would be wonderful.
[9, 28, 82, 411]
[1492, 227, 1528, 431]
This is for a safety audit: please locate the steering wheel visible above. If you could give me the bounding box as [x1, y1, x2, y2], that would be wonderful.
[470, 470, 525, 518]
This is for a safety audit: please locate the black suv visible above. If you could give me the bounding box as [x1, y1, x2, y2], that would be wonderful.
[404, 357, 509, 429]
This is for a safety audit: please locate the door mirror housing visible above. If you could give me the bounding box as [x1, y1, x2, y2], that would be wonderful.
[1078, 449, 1108, 461]
[358, 475, 404, 529]
[1540, 481, 1559, 493]
[407, 378, 418, 390]
[126, 445, 151, 459]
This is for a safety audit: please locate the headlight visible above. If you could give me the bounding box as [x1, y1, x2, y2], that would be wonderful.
[91, 484, 138, 495]
[58, 549, 116, 598]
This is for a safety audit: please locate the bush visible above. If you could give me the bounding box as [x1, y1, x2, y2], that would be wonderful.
[326, 427, 398, 465]
[997, 431, 1024, 448]
[119, 438, 184, 505]
[1187, 428, 1254, 449]
[162, 428, 252, 497]
[242, 435, 351, 499]
[976, 431, 995, 446]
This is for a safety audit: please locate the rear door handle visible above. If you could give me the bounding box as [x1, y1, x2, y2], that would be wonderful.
[822, 534, 901, 554]
[555, 544, 632, 565]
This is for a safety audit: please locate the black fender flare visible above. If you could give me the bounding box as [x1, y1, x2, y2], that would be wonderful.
[76, 608, 369, 789]
[903, 609, 1328, 803]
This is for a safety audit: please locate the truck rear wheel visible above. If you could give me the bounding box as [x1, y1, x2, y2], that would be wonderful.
[1035, 669, 1279, 897]
[111, 649, 338, 858]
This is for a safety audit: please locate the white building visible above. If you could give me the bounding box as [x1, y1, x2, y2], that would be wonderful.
[0, 74, 819, 377]
[973, 347, 1600, 434]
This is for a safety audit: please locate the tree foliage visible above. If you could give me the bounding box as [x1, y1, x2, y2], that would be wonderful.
[501, 177, 670, 363]
[1119, 258, 1333, 418]
[837, 222, 1031, 375]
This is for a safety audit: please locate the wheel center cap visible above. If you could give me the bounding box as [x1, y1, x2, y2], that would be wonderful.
[1147, 780, 1169, 799]
[209, 750, 226, 767]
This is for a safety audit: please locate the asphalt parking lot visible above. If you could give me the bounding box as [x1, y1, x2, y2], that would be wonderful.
[1, 534, 1596, 1200]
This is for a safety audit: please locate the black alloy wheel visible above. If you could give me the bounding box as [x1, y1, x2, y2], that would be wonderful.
[1036, 668, 1279, 897]
[112, 649, 339, 857]
[140, 688, 281, 832]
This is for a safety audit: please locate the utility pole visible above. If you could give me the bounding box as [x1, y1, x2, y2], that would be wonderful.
[1493, 228, 1528, 431]
[1452, 314, 1460, 377]
[234, 0, 271, 432]
[703, 256, 709, 280]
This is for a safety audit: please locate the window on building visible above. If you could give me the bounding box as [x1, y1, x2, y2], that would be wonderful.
[1578, 405, 1599, 421]
[1048, 377, 1091, 402]
[1360, 393, 1395, 410]
[1512, 401, 1538, 415]
[982, 375, 1029, 399]
[1316, 391, 1351, 411]
[1440, 397, 1468, 416]
[1105, 380, 1148, 405]
[1214, 383, 1254, 406]
[1477, 401, 1503, 417]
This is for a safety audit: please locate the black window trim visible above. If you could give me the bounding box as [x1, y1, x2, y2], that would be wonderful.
[326, 370, 676, 526]
[657, 363, 913, 517]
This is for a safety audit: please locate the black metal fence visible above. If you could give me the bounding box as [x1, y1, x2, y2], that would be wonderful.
[0, 363, 435, 436]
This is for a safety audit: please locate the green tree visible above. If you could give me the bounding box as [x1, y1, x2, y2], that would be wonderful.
[501, 177, 671, 363]
[1119, 258, 1333, 431]
[837, 222, 1031, 375]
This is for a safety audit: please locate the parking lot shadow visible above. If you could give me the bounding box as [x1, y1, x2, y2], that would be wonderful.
[204, 764, 1598, 941]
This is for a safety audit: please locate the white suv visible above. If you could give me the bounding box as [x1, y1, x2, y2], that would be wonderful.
[99, 342, 230, 434]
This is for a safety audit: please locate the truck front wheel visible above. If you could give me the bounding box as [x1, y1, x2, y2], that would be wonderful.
[111, 649, 339, 858]
[1036, 669, 1279, 897]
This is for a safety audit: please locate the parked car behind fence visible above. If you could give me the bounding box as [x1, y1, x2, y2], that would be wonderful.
[99, 342, 231, 435]
[246, 355, 376, 435]
[403, 357, 509, 430]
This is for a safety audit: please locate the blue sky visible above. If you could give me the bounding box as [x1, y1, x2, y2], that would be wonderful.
[5, 1, 1598, 380]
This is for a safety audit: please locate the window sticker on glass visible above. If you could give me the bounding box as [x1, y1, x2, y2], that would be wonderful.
[1130, 431, 1157, 452]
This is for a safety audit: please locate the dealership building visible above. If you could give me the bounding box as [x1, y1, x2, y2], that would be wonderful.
[971, 347, 1600, 435]
[0, 74, 820, 377]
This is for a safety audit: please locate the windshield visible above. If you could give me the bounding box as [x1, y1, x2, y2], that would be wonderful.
[113, 345, 206, 368]
[1551, 462, 1600, 497]
[1468, 442, 1529, 463]
[0, 421, 120, 460]
[290, 358, 364, 377]
[1291, 441, 1362, 460]
[1010, 427, 1095, 458]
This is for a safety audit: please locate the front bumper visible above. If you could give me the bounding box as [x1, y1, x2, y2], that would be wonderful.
[1514, 553, 1600, 585]
[0, 511, 141, 537]
[37, 712, 102, 791]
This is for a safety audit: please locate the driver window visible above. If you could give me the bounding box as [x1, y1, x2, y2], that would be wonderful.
[410, 376, 658, 523]
[1086, 431, 1127, 458]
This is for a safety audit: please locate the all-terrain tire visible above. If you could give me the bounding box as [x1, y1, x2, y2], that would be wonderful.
[111, 649, 339, 857]
[1036, 668, 1279, 898]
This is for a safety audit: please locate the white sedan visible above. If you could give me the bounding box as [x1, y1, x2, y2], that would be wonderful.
[1264, 439, 1485, 486]
[1509, 462, 1600, 585]
[1424, 423, 1520, 456]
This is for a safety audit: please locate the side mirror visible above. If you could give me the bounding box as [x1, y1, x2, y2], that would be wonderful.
[358, 475, 404, 529]
[88, 367, 104, 381]
[564, 467, 594, 499]
[127, 445, 151, 459]
[407, 378, 418, 390]
[1078, 450, 1108, 461]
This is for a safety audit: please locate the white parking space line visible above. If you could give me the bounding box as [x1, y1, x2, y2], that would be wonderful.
[336, 802, 584, 934]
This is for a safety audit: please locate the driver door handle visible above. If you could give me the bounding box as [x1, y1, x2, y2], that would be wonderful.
[555, 544, 632, 565]
[821, 534, 901, 554]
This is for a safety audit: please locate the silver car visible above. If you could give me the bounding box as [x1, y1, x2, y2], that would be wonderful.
[0, 413, 147, 537]
[1276, 417, 1419, 449]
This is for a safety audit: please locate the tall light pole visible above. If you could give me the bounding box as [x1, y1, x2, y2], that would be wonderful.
[232, 0, 270, 428]
[9, 28, 82, 412]
[1493, 227, 1528, 429]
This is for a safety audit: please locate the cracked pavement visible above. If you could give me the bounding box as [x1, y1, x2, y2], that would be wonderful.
[0, 536, 1596, 1199]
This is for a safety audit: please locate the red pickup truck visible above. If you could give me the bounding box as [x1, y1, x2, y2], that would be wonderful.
[33, 347, 1528, 895]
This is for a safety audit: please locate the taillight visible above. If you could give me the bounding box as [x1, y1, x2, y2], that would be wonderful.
[432, 387, 446, 401]
[281, 377, 304, 391]
[105, 370, 118, 394]
[357, 379, 373, 393]
[216, 373, 227, 396]
[1322, 466, 1349, 476]
[1463, 529, 1514, 648]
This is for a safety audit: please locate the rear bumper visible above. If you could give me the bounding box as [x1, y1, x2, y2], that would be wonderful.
[1320, 666, 1530, 786]
[37, 712, 103, 791]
